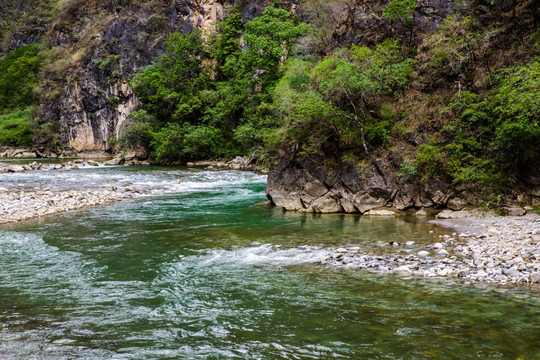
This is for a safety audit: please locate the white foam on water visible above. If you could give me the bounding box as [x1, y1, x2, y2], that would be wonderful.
[0, 167, 267, 196]
[195, 244, 332, 267]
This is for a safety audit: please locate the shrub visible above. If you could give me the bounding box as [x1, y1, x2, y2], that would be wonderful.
[0, 108, 34, 146]
[382, 0, 417, 24]
[182, 125, 223, 159]
[118, 110, 154, 150]
[150, 123, 184, 163]
[423, 57, 540, 186]
[397, 159, 418, 180]
[416, 144, 439, 179]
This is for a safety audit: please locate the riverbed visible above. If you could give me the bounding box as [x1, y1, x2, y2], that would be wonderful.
[0, 164, 539, 358]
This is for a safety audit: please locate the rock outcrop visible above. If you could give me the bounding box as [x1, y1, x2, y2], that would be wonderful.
[266, 149, 540, 213]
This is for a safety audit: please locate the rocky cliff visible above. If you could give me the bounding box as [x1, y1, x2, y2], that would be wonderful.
[265, 0, 539, 213]
[0, 0, 294, 156]
[266, 149, 540, 213]
[39, 0, 233, 155]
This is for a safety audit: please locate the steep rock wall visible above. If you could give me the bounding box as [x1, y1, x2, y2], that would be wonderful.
[53, 1, 229, 153]
[36, 0, 295, 155]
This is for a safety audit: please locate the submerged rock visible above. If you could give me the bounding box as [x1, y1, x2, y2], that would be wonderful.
[365, 209, 396, 216]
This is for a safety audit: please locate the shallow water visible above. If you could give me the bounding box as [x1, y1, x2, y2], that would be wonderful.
[0, 166, 538, 359]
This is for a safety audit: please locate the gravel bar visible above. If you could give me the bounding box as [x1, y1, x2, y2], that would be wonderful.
[318, 213, 540, 287]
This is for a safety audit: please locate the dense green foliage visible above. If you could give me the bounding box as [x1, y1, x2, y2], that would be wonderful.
[0, 44, 43, 110]
[382, 0, 417, 23]
[272, 39, 414, 156]
[0, 108, 34, 146]
[131, 30, 209, 124]
[128, 6, 308, 162]
[416, 58, 540, 186]
[0, 44, 43, 146]
[127, 7, 417, 162]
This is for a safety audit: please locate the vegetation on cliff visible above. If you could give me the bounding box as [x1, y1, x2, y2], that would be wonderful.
[127, 7, 308, 162]
[0, 43, 42, 146]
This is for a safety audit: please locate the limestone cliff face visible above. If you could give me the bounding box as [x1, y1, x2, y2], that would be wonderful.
[51, 1, 229, 154]
[60, 80, 137, 151]
[36, 0, 290, 155]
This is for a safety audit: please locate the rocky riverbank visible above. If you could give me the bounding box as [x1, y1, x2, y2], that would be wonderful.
[0, 159, 101, 173]
[266, 152, 540, 214]
[316, 212, 540, 287]
[0, 187, 143, 225]
[186, 155, 267, 173]
[0, 160, 150, 225]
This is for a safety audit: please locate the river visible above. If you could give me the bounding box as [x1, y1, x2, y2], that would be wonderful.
[0, 165, 538, 359]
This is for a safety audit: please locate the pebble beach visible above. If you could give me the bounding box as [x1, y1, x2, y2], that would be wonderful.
[319, 212, 540, 287]
[0, 160, 146, 225]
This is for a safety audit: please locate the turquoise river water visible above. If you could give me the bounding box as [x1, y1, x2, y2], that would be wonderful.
[0, 165, 539, 359]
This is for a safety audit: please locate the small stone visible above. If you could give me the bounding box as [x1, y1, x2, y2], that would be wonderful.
[395, 265, 411, 273]
[418, 251, 430, 258]
[415, 209, 427, 216]
[437, 268, 451, 276]
[365, 209, 395, 216]
[433, 242, 444, 249]
[503, 267, 521, 278]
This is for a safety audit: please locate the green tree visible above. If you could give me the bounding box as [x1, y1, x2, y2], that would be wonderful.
[309, 40, 413, 155]
[0, 44, 43, 111]
[131, 7, 308, 162]
[211, 9, 243, 72]
[131, 30, 209, 124]
[118, 110, 154, 150]
[382, 0, 417, 24]
[239, 6, 309, 92]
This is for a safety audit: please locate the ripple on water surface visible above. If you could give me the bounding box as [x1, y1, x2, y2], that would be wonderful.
[0, 167, 539, 359]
